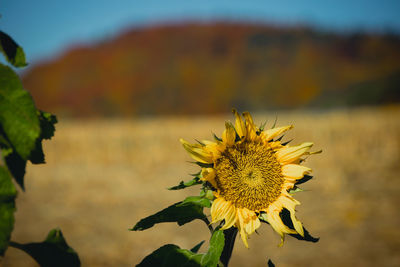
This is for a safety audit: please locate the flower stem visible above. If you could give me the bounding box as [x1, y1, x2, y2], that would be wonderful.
[220, 228, 238, 267]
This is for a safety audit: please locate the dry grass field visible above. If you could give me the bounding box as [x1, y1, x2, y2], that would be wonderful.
[2, 106, 400, 267]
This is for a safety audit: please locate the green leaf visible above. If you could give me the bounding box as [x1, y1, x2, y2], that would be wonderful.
[137, 230, 224, 267]
[0, 31, 27, 67]
[179, 196, 211, 208]
[137, 244, 199, 267]
[0, 64, 40, 160]
[131, 200, 208, 231]
[168, 176, 202, 190]
[0, 166, 17, 256]
[194, 230, 224, 267]
[10, 228, 81, 267]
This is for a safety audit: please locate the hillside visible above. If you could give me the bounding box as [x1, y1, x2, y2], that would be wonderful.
[22, 22, 400, 116]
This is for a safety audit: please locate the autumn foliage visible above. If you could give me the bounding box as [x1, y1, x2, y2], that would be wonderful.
[22, 22, 400, 116]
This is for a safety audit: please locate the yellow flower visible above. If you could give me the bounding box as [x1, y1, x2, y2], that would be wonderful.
[180, 109, 318, 248]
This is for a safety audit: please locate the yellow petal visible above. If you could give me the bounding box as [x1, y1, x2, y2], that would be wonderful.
[202, 140, 225, 159]
[235, 208, 261, 248]
[244, 214, 261, 235]
[266, 203, 296, 246]
[180, 138, 214, 163]
[276, 142, 313, 164]
[236, 209, 249, 248]
[263, 125, 293, 141]
[201, 168, 218, 188]
[211, 198, 234, 224]
[222, 122, 236, 146]
[242, 111, 258, 141]
[232, 109, 246, 140]
[281, 164, 312, 179]
[220, 205, 237, 230]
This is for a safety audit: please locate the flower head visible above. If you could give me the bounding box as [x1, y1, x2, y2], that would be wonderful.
[181, 109, 318, 247]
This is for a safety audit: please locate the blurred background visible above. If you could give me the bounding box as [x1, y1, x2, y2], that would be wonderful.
[1, 1, 400, 266]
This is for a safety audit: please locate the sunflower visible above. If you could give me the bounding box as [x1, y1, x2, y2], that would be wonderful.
[180, 109, 318, 248]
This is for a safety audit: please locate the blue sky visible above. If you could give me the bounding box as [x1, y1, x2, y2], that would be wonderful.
[1, 0, 400, 64]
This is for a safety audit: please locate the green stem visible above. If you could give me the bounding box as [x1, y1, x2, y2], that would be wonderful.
[219, 228, 238, 267]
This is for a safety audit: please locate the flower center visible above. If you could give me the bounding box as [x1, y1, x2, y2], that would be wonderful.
[214, 142, 284, 211]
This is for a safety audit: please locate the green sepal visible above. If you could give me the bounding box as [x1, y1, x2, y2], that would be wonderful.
[0, 166, 17, 256]
[288, 227, 319, 243]
[10, 228, 81, 267]
[212, 133, 222, 142]
[195, 162, 214, 168]
[168, 176, 202, 190]
[137, 230, 224, 267]
[295, 175, 313, 185]
[268, 259, 276, 267]
[258, 121, 267, 132]
[280, 208, 319, 243]
[288, 186, 303, 194]
[0, 31, 27, 68]
[131, 198, 208, 231]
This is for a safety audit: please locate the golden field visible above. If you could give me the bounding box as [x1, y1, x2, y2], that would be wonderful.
[2, 107, 400, 267]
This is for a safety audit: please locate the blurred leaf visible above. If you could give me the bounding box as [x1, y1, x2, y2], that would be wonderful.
[137, 230, 224, 267]
[0, 31, 27, 67]
[29, 111, 58, 164]
[0, 166, 16, 256]
[179, 196, 211, 208]
[131, 200, 207, 231]
[10, 228, 80, 267]
[168, 176, 201, 190]
[37, 111, 57, 140]
[0, 64, 40, 160]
